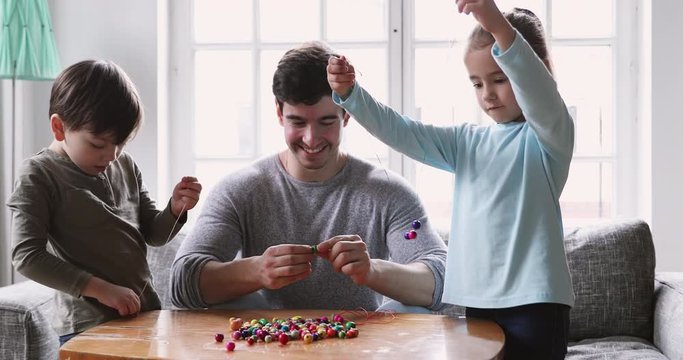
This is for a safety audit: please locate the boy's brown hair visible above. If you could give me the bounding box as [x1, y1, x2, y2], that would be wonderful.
[49, 60, 142, 144]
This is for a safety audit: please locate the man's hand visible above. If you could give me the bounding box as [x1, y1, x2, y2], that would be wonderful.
[316, 235, 373, 285]
[327, 56, 356, 100]
[256, 244, 314, 289]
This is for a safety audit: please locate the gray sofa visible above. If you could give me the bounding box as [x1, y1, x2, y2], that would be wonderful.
[1, 220, 681, 359]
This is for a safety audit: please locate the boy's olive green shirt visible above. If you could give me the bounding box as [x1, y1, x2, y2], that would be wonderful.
[7, 148, 183, 336]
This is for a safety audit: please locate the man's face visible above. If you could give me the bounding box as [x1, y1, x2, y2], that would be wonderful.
[278, 96, 349, 175]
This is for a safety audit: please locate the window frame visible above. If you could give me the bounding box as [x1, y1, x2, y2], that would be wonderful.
[167, 0, 639, 226]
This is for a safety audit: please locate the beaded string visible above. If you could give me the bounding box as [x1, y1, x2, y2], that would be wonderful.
[337, 307, 398, 326]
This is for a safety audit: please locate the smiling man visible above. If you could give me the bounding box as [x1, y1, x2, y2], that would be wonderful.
[171, 42, 447, 312]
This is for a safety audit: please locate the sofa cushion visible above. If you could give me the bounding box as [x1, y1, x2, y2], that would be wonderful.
[564, 220, 655, 341]
[147, 232, 185, 309]
[567, 336, 667, 359]
[0, 280, 59, 360]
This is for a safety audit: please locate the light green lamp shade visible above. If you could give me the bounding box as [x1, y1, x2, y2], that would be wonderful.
[0, 0, 60, 80]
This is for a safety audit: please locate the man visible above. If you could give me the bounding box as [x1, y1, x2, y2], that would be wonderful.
[171, 41, 447, 311]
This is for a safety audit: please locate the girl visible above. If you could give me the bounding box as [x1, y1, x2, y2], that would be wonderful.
[327, 1, 573, 358]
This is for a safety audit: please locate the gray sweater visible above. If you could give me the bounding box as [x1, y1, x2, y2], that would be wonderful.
[8, 148, 181, 336]
[171, 154, 447, 310]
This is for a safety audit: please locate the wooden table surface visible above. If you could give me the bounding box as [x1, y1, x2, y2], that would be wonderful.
[59, 309, 504, 360]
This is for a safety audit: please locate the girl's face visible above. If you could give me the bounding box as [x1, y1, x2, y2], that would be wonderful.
[464, 45, 523, 123]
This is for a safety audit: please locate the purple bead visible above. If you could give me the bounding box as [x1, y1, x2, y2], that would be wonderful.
[412, 219, 421, 229]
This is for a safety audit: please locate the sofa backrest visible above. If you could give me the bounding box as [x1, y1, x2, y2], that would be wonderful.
[151, 221, 658, 341]
[564, 219, 655, 341]
[147, 233, 185, 309]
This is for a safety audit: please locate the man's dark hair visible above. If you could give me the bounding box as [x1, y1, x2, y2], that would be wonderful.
[49, 60, 143, 144]
[272, 41, 339, 110]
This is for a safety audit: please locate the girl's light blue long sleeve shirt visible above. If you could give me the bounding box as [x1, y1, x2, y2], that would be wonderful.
[333, 31, 575, 308]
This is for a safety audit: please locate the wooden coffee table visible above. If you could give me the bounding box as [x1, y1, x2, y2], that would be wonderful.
[59, 309, 504, 359]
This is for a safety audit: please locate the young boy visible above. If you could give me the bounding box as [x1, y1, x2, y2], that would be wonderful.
[7, 60, 202, 345]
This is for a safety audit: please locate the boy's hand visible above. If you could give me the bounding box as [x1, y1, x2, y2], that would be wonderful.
[82, 277, 141, 316]
[256, 244, 314, 289]
[171, 176, 202, 218]
[327, 56, 356, 100]
[316, 235, 373, 285]
[99, 284, 142, 316]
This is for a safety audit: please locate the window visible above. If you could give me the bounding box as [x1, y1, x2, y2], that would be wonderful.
[169, 0, 636, 229]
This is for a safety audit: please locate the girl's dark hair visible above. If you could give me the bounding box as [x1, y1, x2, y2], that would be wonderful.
[468, 8, 552, 73]
[49, 60, 143, 144]
[272, 41, 339, 110]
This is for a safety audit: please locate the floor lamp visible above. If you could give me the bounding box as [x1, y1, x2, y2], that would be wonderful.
[0, 0, 60, 284]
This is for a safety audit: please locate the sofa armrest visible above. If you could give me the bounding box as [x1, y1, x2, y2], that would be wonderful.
[653, 272, 683, 360]
[0, 280, 59, 360]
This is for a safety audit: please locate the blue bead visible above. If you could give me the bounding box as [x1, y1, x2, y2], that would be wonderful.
[412, 220, 422, 229]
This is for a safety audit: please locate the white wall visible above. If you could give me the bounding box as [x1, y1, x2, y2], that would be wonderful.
[1, 80, 12, 285]
[649, 1, 683, 271]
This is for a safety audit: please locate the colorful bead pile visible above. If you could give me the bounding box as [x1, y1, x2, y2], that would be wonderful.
[223, 314, 359, 349]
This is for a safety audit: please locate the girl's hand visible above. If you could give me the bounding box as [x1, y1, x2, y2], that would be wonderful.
[455, 0, 507, 34]
[327, 55, 356, 100]
[171, 176, 202, 218]
[455, 0, 515, 50]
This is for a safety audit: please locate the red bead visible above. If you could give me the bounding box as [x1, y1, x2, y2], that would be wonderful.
[247, 337, 255, 346]
[407, 230, 417, 240]
[214, 333, 224, 342]
[226, 342, 235, 351]
[278, 333, 289, 345]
